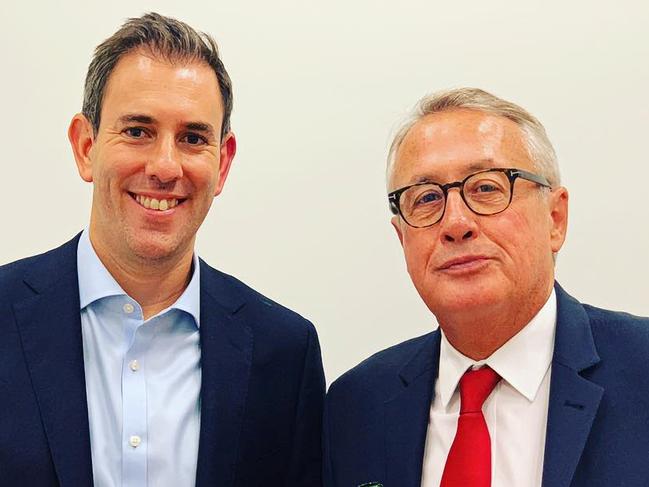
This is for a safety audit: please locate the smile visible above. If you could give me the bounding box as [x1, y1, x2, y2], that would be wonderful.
[130, 193, 184, 211]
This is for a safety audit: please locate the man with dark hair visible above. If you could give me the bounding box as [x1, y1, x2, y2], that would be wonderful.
[323, 88, 649, 487]
[0, 13, 324, 486]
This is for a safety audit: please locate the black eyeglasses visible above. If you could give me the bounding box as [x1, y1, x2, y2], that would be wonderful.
[388, 168, 552, 228]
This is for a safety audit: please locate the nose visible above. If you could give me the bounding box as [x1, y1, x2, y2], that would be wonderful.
[438, 188, 479, 243]
[145, 135, 183, 183]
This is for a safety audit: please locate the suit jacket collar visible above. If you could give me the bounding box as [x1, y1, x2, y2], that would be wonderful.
[13, 233, 94, 487]
[13, 235, 255, 487]
[195, 260, 253, 487]
[551, 283, 600, 371]
[542, 282, 603, 487]
[384, 332, 440, 487]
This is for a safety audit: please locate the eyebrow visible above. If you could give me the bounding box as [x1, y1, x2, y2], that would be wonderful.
[118, 114, 156, 125]
[413, 159, 497, 184]
[466, 159, 495, 172]
[117, 114, 216, 138]
[184, 122, 216, 139]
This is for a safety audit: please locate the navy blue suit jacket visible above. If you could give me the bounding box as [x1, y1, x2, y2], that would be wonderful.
[324, 284, 649, 487]
[0, 235, 325, 486]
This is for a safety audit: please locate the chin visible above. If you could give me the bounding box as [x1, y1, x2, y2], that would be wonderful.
[420, 276, 508, 315]
[126, 234, 184, 262]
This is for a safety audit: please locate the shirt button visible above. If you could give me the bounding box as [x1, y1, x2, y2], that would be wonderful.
[129, 435, 141, 448]
[123, 303, 135, 314]
[129, 360, 140, 372]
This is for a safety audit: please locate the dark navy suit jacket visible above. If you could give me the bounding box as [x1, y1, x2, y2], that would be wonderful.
[324, 284, 649, 487]
[0, 235, 325, 487]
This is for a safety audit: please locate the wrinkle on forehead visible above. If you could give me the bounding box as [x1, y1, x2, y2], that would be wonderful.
[175, 66, 201, 82]
[131, 51, 205, 84]
[476, 116, 507, 160]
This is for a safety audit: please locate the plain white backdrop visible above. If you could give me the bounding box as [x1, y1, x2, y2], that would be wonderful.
[1, 0, 647, 384]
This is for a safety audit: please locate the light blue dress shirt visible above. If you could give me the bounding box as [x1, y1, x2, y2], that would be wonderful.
[77, 230, 202, 487]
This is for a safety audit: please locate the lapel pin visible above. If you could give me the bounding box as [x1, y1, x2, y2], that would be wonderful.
[358, 483, 383, 487]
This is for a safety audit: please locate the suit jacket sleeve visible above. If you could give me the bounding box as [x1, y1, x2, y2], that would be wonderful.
[323, 383, 335, 487]
[285, 321, 326, 486]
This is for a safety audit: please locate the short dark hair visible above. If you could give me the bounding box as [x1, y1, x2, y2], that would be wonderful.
[82, 12, 233, 140]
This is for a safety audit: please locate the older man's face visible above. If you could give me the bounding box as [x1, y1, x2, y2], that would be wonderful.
[391, 109, 568, 323]
[70, 50, 235, 264]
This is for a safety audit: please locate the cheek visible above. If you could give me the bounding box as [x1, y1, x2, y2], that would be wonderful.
[186, 157, 220, 189]
[90, 164, 115, 197]
[193, 171, 218, 199]
[93, 150, 139, 186]
[487, 207, 551, 270]
[402, 230, 437, 277]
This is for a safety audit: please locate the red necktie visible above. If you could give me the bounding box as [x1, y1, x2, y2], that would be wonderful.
[440, 366, 501, 487]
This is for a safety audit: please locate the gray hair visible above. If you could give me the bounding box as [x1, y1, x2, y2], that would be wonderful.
[386, 88, 560, 189]
[82, 12, 233, 140]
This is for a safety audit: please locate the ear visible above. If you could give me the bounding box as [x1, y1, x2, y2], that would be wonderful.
[391, 215, 405, 247]
[68, 113, 95, 182]
[214, 131, 237, 197]
[548, 186, 569, 253]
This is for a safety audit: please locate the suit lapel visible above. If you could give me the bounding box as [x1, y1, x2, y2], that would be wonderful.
[12, 236, 93, 487]
[195, 262, 253, 487]
[542, 284, 603, 487]
[384, 332, 440, 487]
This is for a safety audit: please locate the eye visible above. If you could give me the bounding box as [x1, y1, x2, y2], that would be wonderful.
[476, 183, 499, 193]
[406, 186, 444, 211]
[466, 175, 509, 206]
[417, 191, 443, 204]
[181, 133, 207, 145]
[468, 178, 507, 195]
[123, 127, 148, 138]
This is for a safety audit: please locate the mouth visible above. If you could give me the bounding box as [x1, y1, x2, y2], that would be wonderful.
[129, 192, 186, 211]
[438, 255, 492, 272]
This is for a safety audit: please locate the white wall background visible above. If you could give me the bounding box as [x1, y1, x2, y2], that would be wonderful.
[1, 0, 647, 384]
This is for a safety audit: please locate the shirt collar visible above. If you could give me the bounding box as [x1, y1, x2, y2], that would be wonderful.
[77, 229, 125, 308]
[76, 228, 201, 327]
[437, 289, 557, 407]
[172, 255, 200, 326]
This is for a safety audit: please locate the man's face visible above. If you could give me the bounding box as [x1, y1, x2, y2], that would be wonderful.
[70, 50, 235, 263]
[391, 109, 568, 323]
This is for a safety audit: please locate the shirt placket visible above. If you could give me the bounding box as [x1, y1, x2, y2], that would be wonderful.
[121, 300, 148, 487]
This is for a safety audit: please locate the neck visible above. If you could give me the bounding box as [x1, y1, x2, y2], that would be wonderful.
[437, 283, 554, 360]
[88, 232, 194, 320]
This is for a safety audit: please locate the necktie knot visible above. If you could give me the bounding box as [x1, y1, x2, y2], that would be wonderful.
[459, 366, 501, 413]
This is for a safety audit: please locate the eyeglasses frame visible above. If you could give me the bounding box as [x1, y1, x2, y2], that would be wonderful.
[388, 168, 552, 228]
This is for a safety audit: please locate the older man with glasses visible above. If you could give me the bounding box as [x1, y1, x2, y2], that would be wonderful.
[323, 88, 649, 487]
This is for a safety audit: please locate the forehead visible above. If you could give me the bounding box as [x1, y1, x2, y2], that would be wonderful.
[392, 109, 532, 187]
[100, 50, 223, 127]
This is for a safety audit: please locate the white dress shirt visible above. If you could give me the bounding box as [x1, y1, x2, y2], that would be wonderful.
[77, 230, 202, 487]
[421, 290, 557, 487]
